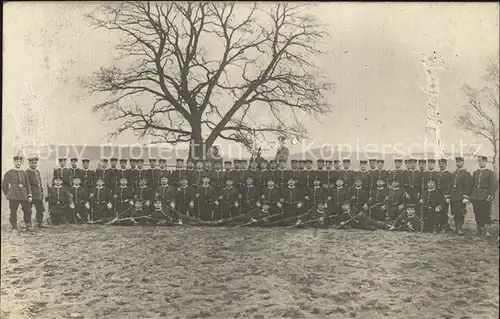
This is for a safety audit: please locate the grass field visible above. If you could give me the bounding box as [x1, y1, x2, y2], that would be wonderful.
[1, 206, 499, 319]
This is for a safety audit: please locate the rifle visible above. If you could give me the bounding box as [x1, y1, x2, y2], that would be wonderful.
[45, 177, 53, 225]
[334, 211, 364, 229]
[269, 205, 316, 226]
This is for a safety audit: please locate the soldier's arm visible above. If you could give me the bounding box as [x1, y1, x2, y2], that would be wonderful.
[2, 171, 10, 196]
[465, 171, 474, 196]
[488, 170, 497, 198]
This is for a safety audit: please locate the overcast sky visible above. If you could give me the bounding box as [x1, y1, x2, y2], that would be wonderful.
[3, 2, 499, 165]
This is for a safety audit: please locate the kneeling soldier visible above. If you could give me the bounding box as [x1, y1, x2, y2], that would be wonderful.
[390, 204, 421, 231]
[134, 177, 153, 216]
[328, 179, 349, 216]
[217, 178, 239, 219]
[369, 179, 389, 221]
[149, 199, 174, 225]
[89, 177, 113, 221]
[260, 179, 282, 216]
[240, 177, 260, 215]
[176, 178, 196, 218]
[155, 176, 176, 208]
[197, 176, 217, 221]
[45, 176, 72, 225]
[387, 180, 408, 220]
[281, 178, 304, 219]
[68, 177, 90, 223]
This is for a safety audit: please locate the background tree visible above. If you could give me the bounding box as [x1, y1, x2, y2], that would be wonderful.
[456, 61, 499, 173]
[84, 1, 333, 159]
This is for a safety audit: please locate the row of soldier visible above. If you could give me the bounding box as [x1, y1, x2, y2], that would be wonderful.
[2, 155, 496, 236]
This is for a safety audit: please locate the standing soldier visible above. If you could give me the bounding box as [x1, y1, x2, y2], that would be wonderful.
[126, 159, 139, 188]
[448, 157, 473, 235]
[427, 159, 439, 183]
[155, 176, 176, 208]
[418, 180, 443, 233]
[53, 158, 71, 187]
[418, 159, 429, 195]
[107, 157, 119, 193]
[325, 160, 335, 188]
[470, 155, 497, 236]
[210, 160, 225, 190]
[387, 180, 408, 220]
[268, 160, 278, 188]
[435, 158, 453, 233]
[193, 159, 205, 188]
[134, 177, 153, 216]
[218, 178, 239, 219]
[116, 159, 128, 188]
[115, 177, 135, 217]
[332, 160, 342, 186]
[159, 159, 169, 181]
[388, 159, 405, 189]
[238, 159, 251, 189]
[368, 158, 377, 171]
[95, 159, 110, 187]
[371, 159, 389, 189]
[69, 158, 81, 186]
[340, 159, 355, 188]
[328, 179, 349, 216]
[26, 157, 45, 228]
[204, 159, 213, 183]
[89, 177, 113, 221]
[247, 160, 261, 187]
[68, 177, 90, 224]
[357, 160, 371, 190]
[175, 177, 196, 219]
[45, 176, 71, 225]
[79, 159, 94, 192]
[305, 176, 328, 211]
[170, 159, 186, 187]
[288, 160, 300, 183]
[185, 159, 196, 187]
[261, 179, 281, 216]
[403, 158, 419, 204]
[2, 156, 33, 230]
[276, 159, 288, 189]
[137, 159, 150, 187]
[258, 160, 272, 189]
[148, 158, 162, 189]
[315, 159, 327, 188]
[275, 136, 290, 163]
[197, 176, 217, 221]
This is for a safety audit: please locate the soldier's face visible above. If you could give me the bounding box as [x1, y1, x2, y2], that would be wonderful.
[334, 163, 341, 170]
[205, 163, 212, 170]
[360, 163, 367, 171]
[71, 161, 78, 168]
[176, 161, 183, 168]
[407, 208, 416, 217]
[187, 162, 194, 169]
[336, 180, 343, 187]
[102, 162, 108, 169]
[343, 162, 350, 169]
[111, 160, 117, 168]
[306, 163, 313, 169]
[376, 162, 384, 169]
[355, 180, 362, 187]
[159, 162, 166, 169]
[59, 160, 66, 167]
[478, 159, 486, 168]
[139, 180, 147, 186]
[203, 178, 210, 185]
[260, 163, 268, 170]
[55, 179, 62, 186]
[288, 180, 294, 187]
[369, 161, 376, 169]
[317, 162, 324, 169]
[299, 163, 305, 169]
[120, 163, 127, 169]
[395, 162, 402, 169]
[226, 180, 233, 187]
[224, 164, 231, 170]
[341, 203, 350, 211]
[427, 181, 436, 189]
[419, 163, 426, 170]
[214, 162, 222, 170]
[246, 179, 253, 186]
[83, 162, 89, 169]
[428, 163, 435, 170]
[279, 162, 286, 169]
[234, 163, 240, 170]
[376, 180, 384, 187]
[181, 180, 188, 186]
[161, 178, 168, 185]
[291, 163, 298, 169]
[130, 162, 136, 168]
[267, 180, 275, 187]
[29, 162, 37, 169]
[135, 202, 142, 210]
[73, 179, 81, 186]
[196, 162, 203, 169]
[250, 162, 258, 169]
[137, 163, 143, 169]
[392, 181, 399, 188]
[326, 164, 332, 170]
[97, 180, 104, 187]
[270, 163, 277, 169]
[154, 202, 162, 209]
[456, 161, 464, 169]
[314, 180, 321, 186]
[150, 162, 156, 168]
[120, 179, 127, 186]
[262, 204, 269, 212]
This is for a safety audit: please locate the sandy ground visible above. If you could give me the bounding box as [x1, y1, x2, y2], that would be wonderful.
[1, 207, 499, 319]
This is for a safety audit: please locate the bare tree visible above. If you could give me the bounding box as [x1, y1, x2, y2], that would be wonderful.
[456, 61, 499, 172]
[83, 1, 332, 158]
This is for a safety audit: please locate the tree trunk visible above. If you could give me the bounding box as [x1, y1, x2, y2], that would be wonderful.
[189, 118, 206, 160]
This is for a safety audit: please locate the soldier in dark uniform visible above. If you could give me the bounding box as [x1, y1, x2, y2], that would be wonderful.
[388, 159, 405, 189]
[403, 158, 419, 204]
[349, 178, 370, 212]
[368, 158, 377, 171]
[298, 159, 306, 171]
[137, 159, 150, 187]
[470, 155, 497, 236]
[204, 159, 213, 180]
[218, 178, 239, 219]
[371, 159, 389, 190]
[357, 160, 371, 190]
[159, 159, 169, 181]
[337, 200, 388, 230]
[281, 178, 304, 220]
[26, 157, 45, 228]
[192, 159, 205, 188]
[53, 158, 71, 187]
[89, 177, 113, 221]
[418, 179, 443, 233]
[69, 158, 81, 187]
[148, 158, 162, 189]
[210, 160, 225, 190]
[155, 176, 176, 207]
[79, 159, 94, 192]
[247, 159, 260, 186]
[304, 176, 328, 211]
[435, 158, 453, 233]
[276, 159, 288, 189]
[325, 160, 335, 188]
[126, 159, 139, 188]
[389, 204, 421, 232]
[269, 159, 278, 183]
[45, 176, 71, 225]
[107, 157, 119, 193]
[115, 159, 128, 188]
[2, 156, 33, 230]
[170, 159, 186, 187]
[260, 179, 282, 216]
[68, 177, 90, 223]
[315, 159, 327, 187]
[418, 159, 429, 195]
[176, 177, 196, 219]
[328, 179, 349, 216]
[196, 176, 217, 220]
[240, 177, 260, 215]
[95, 159, 110, 188]
[258, 160, 272, 189]
[297, 159, 313, 191]
[448, 157, 473, 235]
[134, 177, 153, 216]
[427, 159, 439, 182]
[115, 177, 135, 217]
[340, 159, 355, 188]
[369, 179, 389, 221]
[387, 180, 408, 220]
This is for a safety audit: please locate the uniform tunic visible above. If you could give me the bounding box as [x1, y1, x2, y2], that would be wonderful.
[218, 186, 239, 219]
[53, 167, 72, 187]
[419, 188, 443, 232]
[369, 187, 389, 221]
[2, 169, 33, 227]
[26, 168, 45, 223]
[197, 185, 217, 220]
[89, 186, 113, 220]
[348, 186, 370, 211]
[449, 169, 473, 220]
[281, 186, 303, 218]
[46, 185, 72, 225]
[115, 186, 135, 216]
[68, 185, 89, 222]
[470, 168, 497, 227]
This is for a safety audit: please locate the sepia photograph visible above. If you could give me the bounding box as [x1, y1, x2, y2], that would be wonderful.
[2, 1, 499, 318]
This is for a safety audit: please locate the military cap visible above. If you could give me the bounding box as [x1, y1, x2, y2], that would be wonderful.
[70, 158, 78, 162]
[269, 159, 277, 163]
[53, 175, 62, 181]
[72, 176, 81, 180]
[342, 159, 351, 163]
[317, 159, 325, 163]
[149, 158, 157, 162]
[82, 158, 90, 163]
[291, 159, 298, 163]
[427, 159, 436, 163]
[159, 159, 167, 163]
[224, 160, 232, 164]
[325, 160, 333, 164]
[58, 158, 67, 162]
[129, 158, 135, 162]
[438, 158, 447, 163]
[333, 160, 340, 163]
[377, 159, 384, 163]
[313, 175, 321, 180]
[240, 159, 248, 163]
[404, 159, 411, 163]
[95, 176, 105, 181]
[202, 175, 210, 180]
[406, 203, 416, 208]
[101, 158, 109, 162]
[119, 159, 127, 163]
[306, 159, 313, 163]
[119, 176, 128, 181]
[376, 179, 386, 184]
[368, 158, 377, 162]
[110, 158, 118, 162]
[410, 158, 418, 162]
[360, 160, 368, 164]
[187, 158, 195, 163]
[418, 159, 426, 164]
[394, 159, 403, 163]
[176, 158, 185, 162]
[28, 157, 39, 162]
[246, 176, 254, 180]
[279, 159, 286, 162]
[225, 176, 234, 181]
[298, 159, 305, 163]
[13, 156, 24, 161]
[195, 159, 204, 163]
[478, 155, 488, 161]
[287, 177, 296, 181]
[340, 200, 351, 205]
[455, 156, 464, 161]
